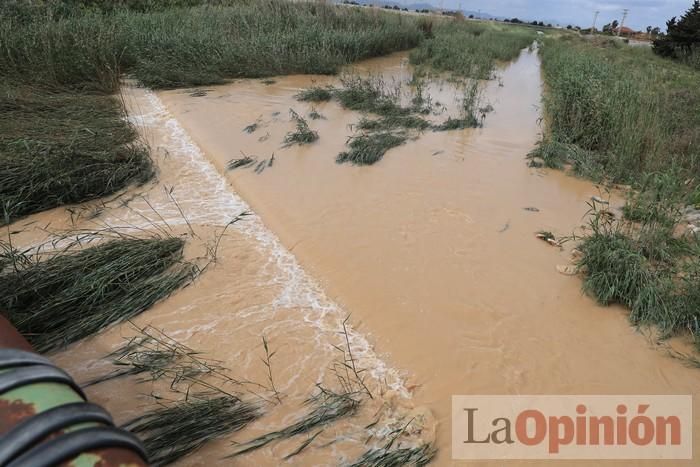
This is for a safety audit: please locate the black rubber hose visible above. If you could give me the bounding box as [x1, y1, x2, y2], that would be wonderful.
[0, 365, 86, 399]
[0, 402, 114, 466]
[0, 349, 54, 370]
[6, 426, 148, 467]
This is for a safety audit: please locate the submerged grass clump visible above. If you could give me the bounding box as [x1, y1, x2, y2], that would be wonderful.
[334, 75, 411, 117]
[337, 133, 407, 166]
[0, 237, 195, 353]
[227, 386, 361, 457]
[295, 86, 334, 102]
[284, 109, 318, 146]
[357, 115, 431, 132]
[0, 85, 153, 224]
[123, 394, 261, 466]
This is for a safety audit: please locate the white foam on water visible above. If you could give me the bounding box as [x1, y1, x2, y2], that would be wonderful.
[126, 89, 411, 398]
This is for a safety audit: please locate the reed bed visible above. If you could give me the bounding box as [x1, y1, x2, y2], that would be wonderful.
[0, 236, 195, 353]
[537, 36, 700, 184]
[0, 84, 153, 224]
[410, 21, 536, 79]
[0, 0, 425, 91]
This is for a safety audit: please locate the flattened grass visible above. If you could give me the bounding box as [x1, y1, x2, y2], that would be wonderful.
[0, 85, 153, 224]
[124, 394, 261, 466]
[0, 237, 195, 353]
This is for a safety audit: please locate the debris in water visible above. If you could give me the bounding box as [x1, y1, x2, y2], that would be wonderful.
[258, 132, 270, 142]
[523, 207, 540, 212]
[431, 150, 444, 156]
[498, 221, 510, 233]
[535, 230, 559, 246]
[591, 196, 609, 205]
[228, 154, 256, 170]
[254, 160, 267, 174]
[556, 264, 577, 275]
[261, 78, 276, 85]
[189, 89, 209, 97]
[268, 153, 275, 167]
[243, 116, 263, 133]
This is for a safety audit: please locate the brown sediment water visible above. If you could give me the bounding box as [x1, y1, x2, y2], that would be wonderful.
[152, 47, 700, 466]
[6, 46, 700, 466]
[8, 75, 432, 464]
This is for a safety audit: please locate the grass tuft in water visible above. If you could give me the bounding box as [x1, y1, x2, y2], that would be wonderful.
[284, 109, 319, 146]
[296, 86, 334, 102]
[337, 133, 407, 166]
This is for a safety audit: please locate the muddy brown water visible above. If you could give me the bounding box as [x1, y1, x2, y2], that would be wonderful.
[8, 48, 700, 465]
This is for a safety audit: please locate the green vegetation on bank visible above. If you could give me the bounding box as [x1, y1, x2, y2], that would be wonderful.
[536, 34, 700, 358]
[409, 21, 536, 79]
[534, 36, 700, 184]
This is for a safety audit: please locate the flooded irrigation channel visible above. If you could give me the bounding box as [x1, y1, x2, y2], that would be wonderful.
[11, 47, 700, 465]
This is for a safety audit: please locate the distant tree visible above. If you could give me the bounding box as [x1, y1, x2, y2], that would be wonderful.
[547, 23, 553, 28]
[566, 24, 573, 29]
[653, 0, 700, 58]
[469, 14, 474, 18]
[652, 26, 661, 35]
[510, 17, 522, 24]
[646, 25, 653, 34]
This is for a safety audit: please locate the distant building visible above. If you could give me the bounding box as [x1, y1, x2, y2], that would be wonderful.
[614, 26, 636, 36]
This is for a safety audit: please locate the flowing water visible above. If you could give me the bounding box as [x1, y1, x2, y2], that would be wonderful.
[9, 47, 700, 466]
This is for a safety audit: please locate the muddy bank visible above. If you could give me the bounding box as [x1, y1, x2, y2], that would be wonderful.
[157, 48, 700, 465]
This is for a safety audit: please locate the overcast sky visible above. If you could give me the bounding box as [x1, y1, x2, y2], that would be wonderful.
[434, 0, 694, 30]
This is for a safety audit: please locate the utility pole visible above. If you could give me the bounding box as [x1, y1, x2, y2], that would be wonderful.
[617, 8, 629, 36]
[591, 10, 599, 33]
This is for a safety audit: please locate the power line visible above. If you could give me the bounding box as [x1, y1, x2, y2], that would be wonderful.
[617, 8, 629, 36]
[591, 10, 599, 32]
